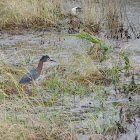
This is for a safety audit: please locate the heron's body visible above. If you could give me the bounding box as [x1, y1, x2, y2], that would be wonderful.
[19, 69, 39, 84]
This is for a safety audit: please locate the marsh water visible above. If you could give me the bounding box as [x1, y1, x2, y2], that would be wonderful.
[0, 1, 140, 140]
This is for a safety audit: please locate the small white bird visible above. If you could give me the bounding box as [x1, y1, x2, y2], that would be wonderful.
[71, 7, 82, 15]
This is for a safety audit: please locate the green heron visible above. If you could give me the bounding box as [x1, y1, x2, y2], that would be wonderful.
[19, 55, 56, 95]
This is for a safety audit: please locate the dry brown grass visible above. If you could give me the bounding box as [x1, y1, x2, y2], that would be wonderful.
[0, 0, 64, 30]
[0, 59, 77, 139]
[0, 115, 75, 140]
[55, 47, 103, 83]
[0, 0, 126, 37]
[88, 43, 102, 60]
[0, 62, 22, 95]
[0, 50, 101, 139]
[105, 0, 123, 38]
[68, 71, 102, 84]
[0, 119, 39, 140]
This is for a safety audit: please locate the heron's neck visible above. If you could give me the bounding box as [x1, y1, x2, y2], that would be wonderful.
[37, 60, 44, 75]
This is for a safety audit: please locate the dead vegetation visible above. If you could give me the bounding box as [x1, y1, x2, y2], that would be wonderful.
[0, 0, 136, 39]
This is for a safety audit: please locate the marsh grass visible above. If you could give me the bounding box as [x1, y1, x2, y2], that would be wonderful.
[79, 0, 102, 33]
[0, 96, 76, 140]
[0, 50, 116, 139]
[0, 52, 102, 139]
[0, 56, 139, 139]
[105, 0, 123, 39]
[71, 0, 126, 38]
[0, 0, 131, 39]
[0, 62, 76, 139]
[0, 0, 64, 30]
[0, 37, 139, 139]
[0, 61, 21, 95]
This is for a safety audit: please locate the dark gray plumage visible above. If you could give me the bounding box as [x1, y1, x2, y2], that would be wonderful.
[19, 69, 39, 84]
[40, 55, 50, 61]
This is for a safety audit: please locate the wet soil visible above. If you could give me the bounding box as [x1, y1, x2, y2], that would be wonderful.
[0, 28, 139, 139]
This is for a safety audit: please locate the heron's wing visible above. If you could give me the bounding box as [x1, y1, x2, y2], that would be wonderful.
[19, 69, 39, 84]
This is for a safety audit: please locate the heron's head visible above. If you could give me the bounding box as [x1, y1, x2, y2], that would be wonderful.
[40, 55, 56, 62]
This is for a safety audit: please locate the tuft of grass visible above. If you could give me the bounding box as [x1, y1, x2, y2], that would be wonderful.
[105, 0, 122, 38]
[0, 61, 22, 95]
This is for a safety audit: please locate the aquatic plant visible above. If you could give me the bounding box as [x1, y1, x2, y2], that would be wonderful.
[68, 32, 113, 62]
[120, 51, 131, 72]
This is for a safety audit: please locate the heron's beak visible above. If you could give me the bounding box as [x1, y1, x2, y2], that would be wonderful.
[50, 59, 56, 62]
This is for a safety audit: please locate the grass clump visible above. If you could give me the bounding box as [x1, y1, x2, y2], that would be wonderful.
[0, 0, 63, 30]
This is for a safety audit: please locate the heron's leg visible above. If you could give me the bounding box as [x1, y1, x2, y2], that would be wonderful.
[31, 85, 33, 96]
[21, 84, 24, 94]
